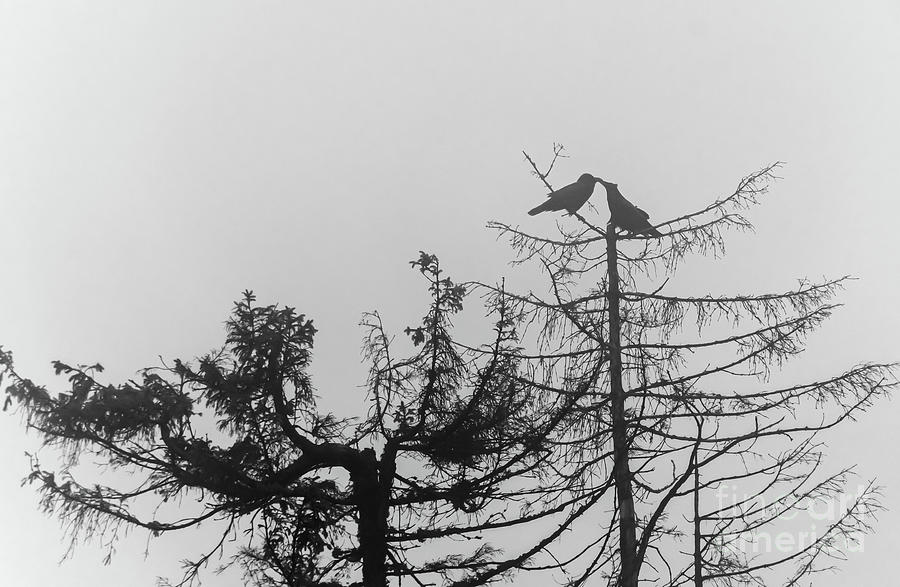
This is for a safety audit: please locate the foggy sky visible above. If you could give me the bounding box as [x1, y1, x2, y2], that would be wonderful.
[2, 2, 898, 585]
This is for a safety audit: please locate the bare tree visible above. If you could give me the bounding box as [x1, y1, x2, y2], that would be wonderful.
[481, 148, 896, 586]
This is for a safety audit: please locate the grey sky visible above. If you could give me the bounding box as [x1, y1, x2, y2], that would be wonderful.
[1, 2, 898, 585]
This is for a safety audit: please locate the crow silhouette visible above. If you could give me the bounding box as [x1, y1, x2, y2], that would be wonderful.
[598, 179, 662, 237]
[528, 173, 600, 216]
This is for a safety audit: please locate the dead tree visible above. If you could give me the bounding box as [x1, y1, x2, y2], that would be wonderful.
[482, 149, 896, 586]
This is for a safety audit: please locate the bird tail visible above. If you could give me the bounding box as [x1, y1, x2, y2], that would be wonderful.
[528, 202, 548, 215]
[645, 227, 663, 237]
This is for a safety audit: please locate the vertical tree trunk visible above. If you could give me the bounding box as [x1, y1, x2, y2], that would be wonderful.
[352, 447, 389, 587]
[694, 457, 702, 587]
[606, 227, 639, 587]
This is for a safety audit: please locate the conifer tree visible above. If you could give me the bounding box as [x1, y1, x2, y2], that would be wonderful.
[482, 148, 895, 586]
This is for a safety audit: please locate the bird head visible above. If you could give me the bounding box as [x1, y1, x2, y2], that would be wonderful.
[577, 173, 600, 185]
[596, 178, 617, 190]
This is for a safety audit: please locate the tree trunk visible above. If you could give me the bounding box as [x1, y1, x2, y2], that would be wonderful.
[351, 447, 390, 587]
[694, 457, 702, 587]
[606, 227, 640, 587]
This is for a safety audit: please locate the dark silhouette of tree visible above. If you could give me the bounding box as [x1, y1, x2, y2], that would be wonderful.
[481, 147, 896, 586]
[3, 150, 895, 587]
[0, 253, 589, 587]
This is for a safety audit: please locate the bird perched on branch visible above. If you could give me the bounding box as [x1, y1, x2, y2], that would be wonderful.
[597, 179, 663, 237]
[527, 173, 600, 216]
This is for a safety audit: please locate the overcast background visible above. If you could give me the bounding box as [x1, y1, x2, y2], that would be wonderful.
[2, 2, 899, 585]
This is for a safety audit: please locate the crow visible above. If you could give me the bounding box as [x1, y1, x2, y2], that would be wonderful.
[528, 173, 600, 216]
[597, 179, 663, 237]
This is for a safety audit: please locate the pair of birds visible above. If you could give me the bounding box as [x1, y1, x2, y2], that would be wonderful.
[528, 173, 663, 237]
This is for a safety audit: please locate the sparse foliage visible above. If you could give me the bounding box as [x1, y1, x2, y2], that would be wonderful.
[3, 151, 894, 587]
[478, 148, 896, 586]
